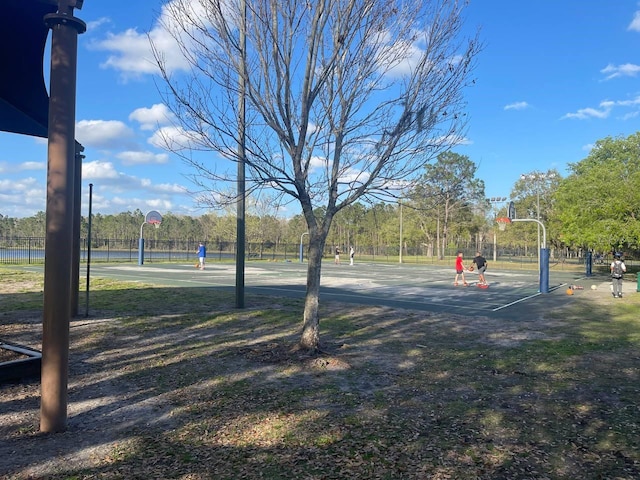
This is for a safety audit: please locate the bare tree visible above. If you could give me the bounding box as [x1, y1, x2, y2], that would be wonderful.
[153, 0, 481, 350]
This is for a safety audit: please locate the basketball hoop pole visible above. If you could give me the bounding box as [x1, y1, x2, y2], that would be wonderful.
[511, 218, 549, 293]
[138, 221, 147, 266]
[139, 211, 163, 266]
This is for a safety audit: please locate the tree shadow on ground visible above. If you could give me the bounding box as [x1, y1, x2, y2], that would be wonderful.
[1, 284, 640, 479]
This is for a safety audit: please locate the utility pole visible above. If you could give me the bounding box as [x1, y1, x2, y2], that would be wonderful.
[236, 0, 247, 308]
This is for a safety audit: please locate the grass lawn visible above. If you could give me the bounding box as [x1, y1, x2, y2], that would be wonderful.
[1, 266, 639, 479]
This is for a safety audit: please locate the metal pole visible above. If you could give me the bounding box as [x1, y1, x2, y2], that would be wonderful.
[300, 232, 308, 263]
[493, 230, 497, 263]
[138, 221, 146, 265]
[513, 218, 548, 293]
[536, 189, 541, 270]
[236, 0, 247, 308]
[40, 0, 86, 434]
[71, 145, 84, 317]
[85, 183, 92, 317]
[540, 248, 549, 293]
[399, 201, 403, 264]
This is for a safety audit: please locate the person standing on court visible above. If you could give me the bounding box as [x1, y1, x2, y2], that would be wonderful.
[472, 251, 488, 286]
[334, 246, 341, 264]
[197, 242, 207, 270]
[453, 251, 468, 286]
[610, 252, 626, 298]
[349, 245, 355, 266]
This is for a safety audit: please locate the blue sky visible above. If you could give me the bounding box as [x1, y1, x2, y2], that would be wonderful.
[1, 0, 639, 218]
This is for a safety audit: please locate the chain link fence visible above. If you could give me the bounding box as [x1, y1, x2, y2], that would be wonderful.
[0, 236, 635, 272]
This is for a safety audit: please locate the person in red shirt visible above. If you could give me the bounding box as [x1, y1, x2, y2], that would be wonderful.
[454, 251, 468, 286]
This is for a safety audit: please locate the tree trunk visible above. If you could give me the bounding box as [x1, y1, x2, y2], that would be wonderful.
[300, 235, 324, 351]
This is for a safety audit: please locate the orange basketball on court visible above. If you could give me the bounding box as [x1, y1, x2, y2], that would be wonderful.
[566, 288, 574, 295]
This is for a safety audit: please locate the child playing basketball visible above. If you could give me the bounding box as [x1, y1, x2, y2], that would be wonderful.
[453, 251, 468, 286]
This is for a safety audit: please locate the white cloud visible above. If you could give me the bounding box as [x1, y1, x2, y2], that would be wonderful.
[504, 101, 529, 111]
[88, 0, 209, 80]
[562, 106, 611, 120]
[86, 17, 111, 32]
[309, 155, 328, 170]
[84, 161, 187, 198]
[628, 11, 640, 31]
[129, 104, 175, 130]
[0, 177, 39, 193]
[0, 178, 45, 216]
[116, 151, 170, 166]
[82, 160, 121, 180]
[600, 63, 640, 80]
[104, 195, 175, 214]
[434, 133, 471, 147]
[0, 161, 44, 173]
[19, 161, 44, 171]
[152, 183, 189, 194]
[615, 96, 640, 108]
[339, 167, 370, 185]
[147, 125, 202, 151]
[76, 120, 136, 149]
[562, 96, 640, 120]
[90, 28, 175, 80]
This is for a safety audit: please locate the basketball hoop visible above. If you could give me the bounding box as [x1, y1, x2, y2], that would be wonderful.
[496, 217, 511, 231]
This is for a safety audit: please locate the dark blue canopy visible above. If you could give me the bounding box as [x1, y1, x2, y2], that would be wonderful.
[0, 0, 57, 138]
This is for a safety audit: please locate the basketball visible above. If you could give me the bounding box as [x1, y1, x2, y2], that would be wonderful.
[566, 288, 574, 295]
[591, 285, 597, 290]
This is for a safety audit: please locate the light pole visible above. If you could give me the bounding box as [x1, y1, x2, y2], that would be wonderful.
[520, 172, 556, 268]
[299, 232, 309, 263]
[487, 197, 507, 262]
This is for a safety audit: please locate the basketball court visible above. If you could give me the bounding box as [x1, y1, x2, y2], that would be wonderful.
[63, 260, 594, 320]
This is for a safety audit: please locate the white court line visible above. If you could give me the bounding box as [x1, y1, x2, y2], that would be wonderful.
[250, 285, 484, 312]
[492, 292, 542, 311]
[491, 282, 568, 311]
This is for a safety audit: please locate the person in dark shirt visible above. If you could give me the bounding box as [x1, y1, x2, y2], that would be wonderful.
[472, 251, 488, 286]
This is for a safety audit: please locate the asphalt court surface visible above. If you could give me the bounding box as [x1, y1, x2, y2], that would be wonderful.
[76, 261, 593, 319]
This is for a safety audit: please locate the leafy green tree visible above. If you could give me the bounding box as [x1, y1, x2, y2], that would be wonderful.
[412, 152, 485, 258]
[554, 134, 640, 252]
[510, 169, 562, 255]
[16, 211, 46, 237]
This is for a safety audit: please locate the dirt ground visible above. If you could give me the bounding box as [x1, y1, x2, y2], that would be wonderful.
[0, 276, 636, 479]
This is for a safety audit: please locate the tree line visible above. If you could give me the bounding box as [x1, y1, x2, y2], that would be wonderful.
[2, 133, 639, 258]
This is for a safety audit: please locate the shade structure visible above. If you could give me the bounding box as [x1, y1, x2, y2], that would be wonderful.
[0, 0, 57, 138]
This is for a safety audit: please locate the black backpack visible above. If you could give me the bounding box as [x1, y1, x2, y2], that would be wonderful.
[612, 261, 624, 279]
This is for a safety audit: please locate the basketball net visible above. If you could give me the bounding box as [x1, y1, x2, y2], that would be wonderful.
[496, 217, 511, 231]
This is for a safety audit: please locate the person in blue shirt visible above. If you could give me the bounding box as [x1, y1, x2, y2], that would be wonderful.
[197, 242, 207, 270]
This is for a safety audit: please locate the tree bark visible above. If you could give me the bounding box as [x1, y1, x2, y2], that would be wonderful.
[299, 233, 325, 351]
